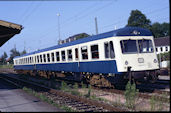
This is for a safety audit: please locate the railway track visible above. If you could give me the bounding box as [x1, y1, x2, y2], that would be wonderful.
[0, 73, 126, 112]
[0, 69, 170, 107]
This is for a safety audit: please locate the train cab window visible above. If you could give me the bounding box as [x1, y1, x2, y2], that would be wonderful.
[51, 52, 55, 62]
[91, 45, 99, 59]
[37, 56, 39, 63]
[67, 49, 72, 61]
[56, 52, 60, 61]
[61, 51, 66, 61]
[47, 53, 50, 62]
[156, 48, 158, 52]
[40, 55, 43, 63]
[138, 39, 154, 53]
[120, 40, 138, 53]
[75, 48, 79, 60]
[104, 41, 115, 58]
[81, 46, 88, 60]
[43, 54, 46, 63]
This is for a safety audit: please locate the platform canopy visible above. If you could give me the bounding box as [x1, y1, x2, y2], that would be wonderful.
[0, 20, 22, 47]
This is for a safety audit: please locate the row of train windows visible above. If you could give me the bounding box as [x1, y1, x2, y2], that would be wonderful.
[16, 41, 115, 64]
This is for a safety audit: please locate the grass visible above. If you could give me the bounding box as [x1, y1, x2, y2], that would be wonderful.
[0, 64, 13, 69]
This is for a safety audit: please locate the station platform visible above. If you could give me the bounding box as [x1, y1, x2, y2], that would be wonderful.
[0, 78, 64, 112]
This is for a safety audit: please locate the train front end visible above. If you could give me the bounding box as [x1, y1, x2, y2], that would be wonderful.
[116, 29, 160, 82]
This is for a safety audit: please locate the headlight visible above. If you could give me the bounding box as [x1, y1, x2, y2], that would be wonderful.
[153, 59, 157, 63]
[125, 61, 128, 65]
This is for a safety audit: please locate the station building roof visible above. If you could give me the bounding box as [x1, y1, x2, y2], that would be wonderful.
[154, 36, 170, 47]
[0, 20, 22, 47]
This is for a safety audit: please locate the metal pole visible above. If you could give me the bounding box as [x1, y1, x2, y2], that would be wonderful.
[57, 13, 61, 44]
[95, 17, 98, 35]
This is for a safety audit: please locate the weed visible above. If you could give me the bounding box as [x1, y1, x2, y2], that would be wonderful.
[124, 81, 139, 109]
[60, 81, 69, 91]
[85, 85, 91, 98]
[81, 81, 86, 89]
[150, 95, 156, 111]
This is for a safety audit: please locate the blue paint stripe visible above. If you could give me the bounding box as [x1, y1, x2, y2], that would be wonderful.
[14, 60, 122, 74]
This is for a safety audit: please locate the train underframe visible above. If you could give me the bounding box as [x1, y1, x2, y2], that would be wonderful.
[15, 69, 160, 88]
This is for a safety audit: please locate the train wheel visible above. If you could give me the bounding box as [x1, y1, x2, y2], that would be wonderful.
[149, 74, 158, 83]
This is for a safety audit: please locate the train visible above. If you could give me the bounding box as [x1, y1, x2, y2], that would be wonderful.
[13, 27, 160, 87]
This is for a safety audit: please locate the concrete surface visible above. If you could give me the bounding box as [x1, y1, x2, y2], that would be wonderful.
[0, 78, 64, 112]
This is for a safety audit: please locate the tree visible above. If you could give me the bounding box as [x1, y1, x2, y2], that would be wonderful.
[151, 22, 170, 38]
[75, 33, 90, 40]
[9, 48, 20, 64]
[0, 52, 8, 64]
[126, 9, 151, 29]
[20, 49, 27, 55]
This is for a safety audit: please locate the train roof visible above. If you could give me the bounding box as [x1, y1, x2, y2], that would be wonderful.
[15, 27, 152, 59]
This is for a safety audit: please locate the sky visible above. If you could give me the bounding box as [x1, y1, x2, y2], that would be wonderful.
[0, 0, 170, 57]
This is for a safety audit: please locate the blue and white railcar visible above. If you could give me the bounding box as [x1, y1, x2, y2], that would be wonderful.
[13, 27, 159, 85]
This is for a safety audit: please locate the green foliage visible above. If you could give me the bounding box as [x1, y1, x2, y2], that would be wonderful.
[71, 83, 81, 96]
[60, 81, 69, 91]
[9, 48, 20, 64]
[151, 22, 170, 38]
[75, 33, 90, 40]
[20, 49, 27, 56]
[126, 9, 170, 38]
[81, 81, 87, 89]
[0, 64, 13, 69]
[157, 51, 170, 61]
[124, 81, 139, 109]
[0, 52, 8, 65]
[85, 85, 91, 98]
[150, 95, 156, 111]
[126, 9, 151, 29]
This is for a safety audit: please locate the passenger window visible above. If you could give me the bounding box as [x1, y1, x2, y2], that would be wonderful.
[104, 41, 115, 59]
[56, 52, 60, 61]
[37, 56, 39, 63]
[51, 52, 55, 62]
[75, 48, 79, 60]
[81, 46, 88, 60]
[43, 54, 46, 62]
[110, 41, 115, 58]
[47, 53, 50, 62]
[91, 45, 99, 59]
[30, 57, 31, 63]
[35, 56, 37, 63]
[32, 57, 33, 63]
[67, 49, 72, 61]
[61, 51, 66, 61]
[104, 43, 109, 58]
[40, 55, 42, 63]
